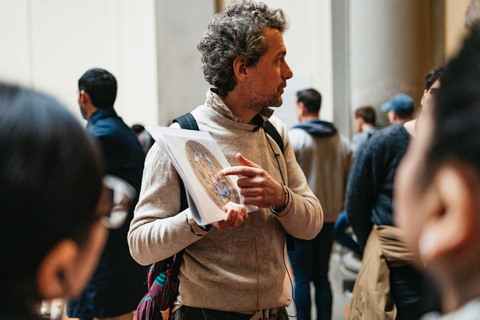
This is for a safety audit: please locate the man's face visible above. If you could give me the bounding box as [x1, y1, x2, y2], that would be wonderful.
[394, 111, 435, 267]
[294, 97, 302, 120]
[416, 80, 441, 131]
[422, 79, 441, 114]
[387, 110, 397, 125]
[77, 90, 88, 120]
[355, 117, 364, 132]
[246, 28, 293, 110]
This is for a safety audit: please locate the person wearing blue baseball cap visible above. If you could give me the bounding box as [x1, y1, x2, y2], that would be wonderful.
[381, 93, 415, 125]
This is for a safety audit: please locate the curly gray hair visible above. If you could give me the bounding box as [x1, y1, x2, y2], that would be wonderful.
[197, 1, 288, 97]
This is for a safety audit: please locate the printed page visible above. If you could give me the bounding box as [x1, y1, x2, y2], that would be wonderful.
[147, 126, 258, 225]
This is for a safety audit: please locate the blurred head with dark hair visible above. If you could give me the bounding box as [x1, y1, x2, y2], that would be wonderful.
[424, 67, 445, 92]
[395, 25, 480, 314]
[296, 88, 322, 114]
[354, 106, 376, 132]
[78, 68, 117, 119]
[0, 83, 107, 314]
[417, 67, 445, 128]
[295, 88, 322, 122]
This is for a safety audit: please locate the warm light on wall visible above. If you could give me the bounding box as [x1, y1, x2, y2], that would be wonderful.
[445, 0, 471, 59]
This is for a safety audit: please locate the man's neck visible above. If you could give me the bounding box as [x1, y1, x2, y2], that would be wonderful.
[361, 123, 373, 132]
[81, 103, 98, 121]
[300, 114, 319, 123]
[219, 91, 261, 124]
[403, 119, 417, 137]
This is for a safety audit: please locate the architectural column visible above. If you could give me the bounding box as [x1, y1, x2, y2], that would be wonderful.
[155, 0, 214, 126]
[349, 0, 434, 128]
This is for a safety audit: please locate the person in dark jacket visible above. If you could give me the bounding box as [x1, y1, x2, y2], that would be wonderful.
[0, 83, 107, 319]
[67, 68, 148, 320]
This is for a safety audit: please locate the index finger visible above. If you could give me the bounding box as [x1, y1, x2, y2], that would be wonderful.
[221, 166, 257, 177]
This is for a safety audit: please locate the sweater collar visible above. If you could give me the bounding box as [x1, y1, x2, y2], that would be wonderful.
[206, 88, 274, 124]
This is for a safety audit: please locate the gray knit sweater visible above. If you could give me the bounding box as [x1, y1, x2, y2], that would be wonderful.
[128, 90, 323, 313]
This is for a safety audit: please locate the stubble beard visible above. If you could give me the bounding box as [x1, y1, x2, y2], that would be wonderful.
[246, 84, 284, 112]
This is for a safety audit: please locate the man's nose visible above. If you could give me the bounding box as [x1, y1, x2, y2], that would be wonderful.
[283, 61, 293, 80]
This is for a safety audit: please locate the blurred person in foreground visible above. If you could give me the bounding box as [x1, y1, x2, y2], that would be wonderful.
[0, 83, 108, 319]
[346, 66, 444, 320]
[396, 25, 480, 320]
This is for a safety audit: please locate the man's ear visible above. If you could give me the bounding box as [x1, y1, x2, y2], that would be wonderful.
[297, 102, 307, 117]
[36, 239, 79, 299]
[418, 166, 478, 265]
[387, 110, 397, 124]
[79, 90, 90, 105]
[232, 56, 248, 82]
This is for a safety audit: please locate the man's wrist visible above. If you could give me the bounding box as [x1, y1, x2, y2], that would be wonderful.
[270, 182, 289, 216]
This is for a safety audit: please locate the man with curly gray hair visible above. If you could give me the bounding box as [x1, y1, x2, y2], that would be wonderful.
[128, 1, 323, 319]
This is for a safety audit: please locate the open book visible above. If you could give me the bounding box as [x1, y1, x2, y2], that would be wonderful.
[146, 126, 258, 225]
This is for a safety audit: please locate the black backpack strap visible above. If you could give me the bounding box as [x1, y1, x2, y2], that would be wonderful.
[264, 120, 284, 155]
[173, 112, 199, 131]
[172, 113, 199, 212]
[168, 112, 200, 274]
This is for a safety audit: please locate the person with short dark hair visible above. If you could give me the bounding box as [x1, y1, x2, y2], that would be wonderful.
[396, 26, 480, 319]
[0, 83, 107, 319]
[355, 106, 376, 126]
[346, 67, 444, 320]
[128, 1, 323, 319]
[67, 68, 148, 320]
[295, 88, 322, 113]
[381, 93, 415, 125]
[288, 88, 352, 320]
[350, 106, 379, 158]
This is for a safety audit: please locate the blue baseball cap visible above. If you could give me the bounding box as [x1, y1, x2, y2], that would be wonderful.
[381, 93, 414, 116]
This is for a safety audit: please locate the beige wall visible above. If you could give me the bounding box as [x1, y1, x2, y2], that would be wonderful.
[154, 0, 214, 126]
[445, 0, 472, 59]
[3, 1, 465, 131]
[0, 0, 332, 128]
[0, 0, 158, 127]
[350, 0, 433, 128]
